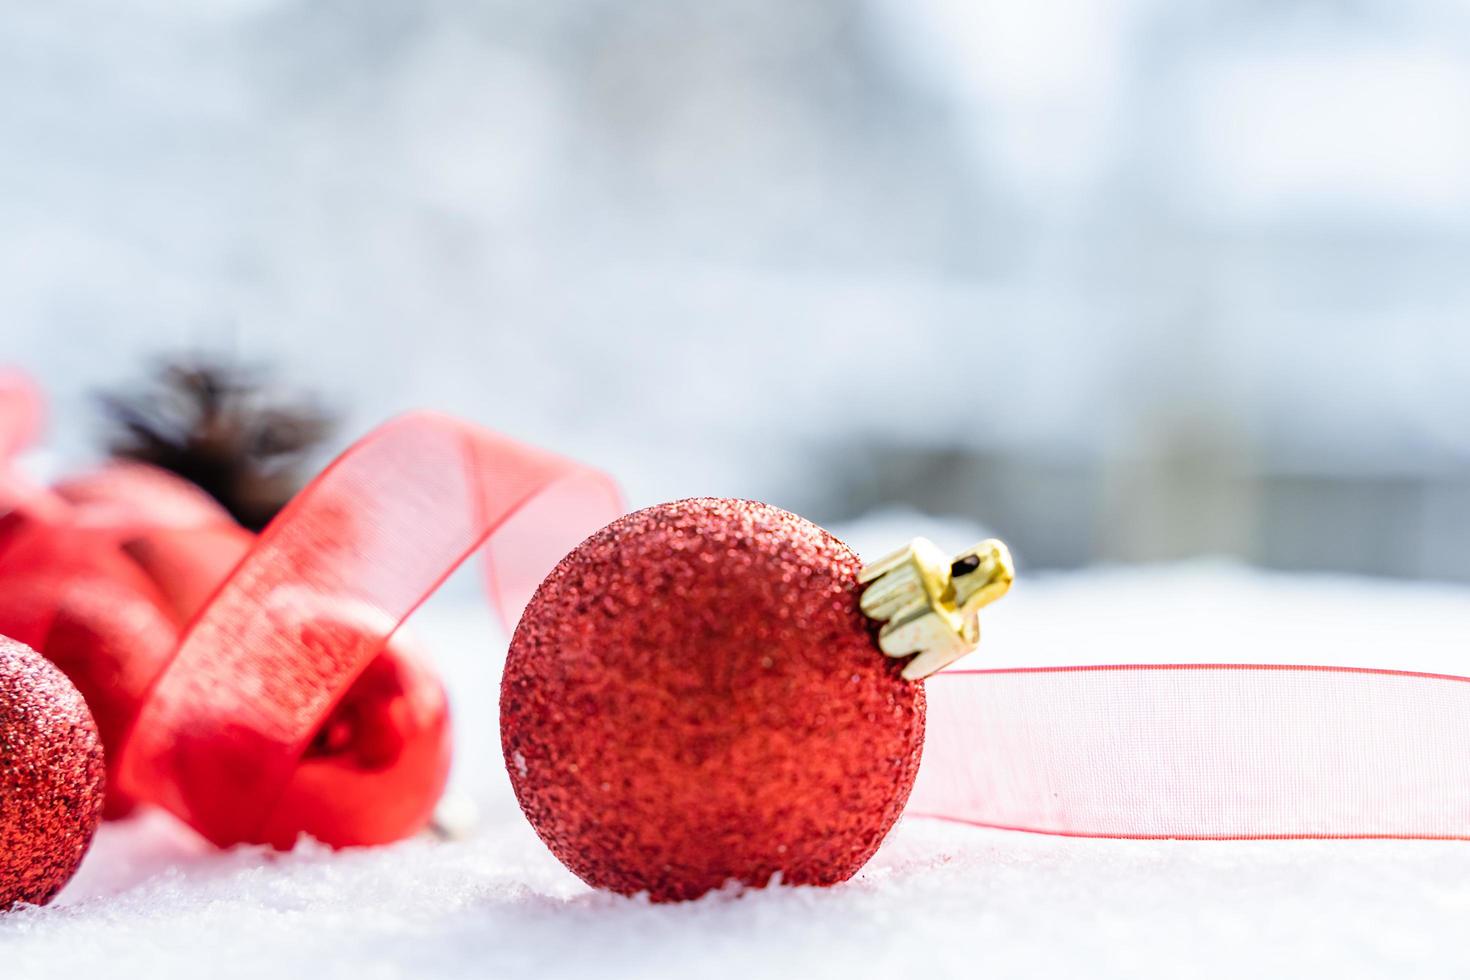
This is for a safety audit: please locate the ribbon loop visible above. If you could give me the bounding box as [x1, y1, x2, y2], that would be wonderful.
[116, 411, 622, 845]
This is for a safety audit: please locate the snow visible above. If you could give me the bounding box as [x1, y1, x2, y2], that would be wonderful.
[7, 552, 1470, 978]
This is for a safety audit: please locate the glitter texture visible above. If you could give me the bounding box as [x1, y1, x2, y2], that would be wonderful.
[0, 636, 105, 909]
[501, 498, 925, 902]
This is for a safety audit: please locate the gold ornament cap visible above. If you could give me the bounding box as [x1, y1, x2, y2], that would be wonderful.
[858, 537, 1014, 680]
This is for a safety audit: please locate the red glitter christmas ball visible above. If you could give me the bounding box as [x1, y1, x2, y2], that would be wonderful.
[501, 498, 924, 902]
[0, 635, 105, 909]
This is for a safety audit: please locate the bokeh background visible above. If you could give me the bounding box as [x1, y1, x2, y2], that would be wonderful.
[8, 0, 1470, 580]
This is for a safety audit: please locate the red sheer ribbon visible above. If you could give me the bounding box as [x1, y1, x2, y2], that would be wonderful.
[913, 664, 1470, 839]
[114, 412, 622, 845]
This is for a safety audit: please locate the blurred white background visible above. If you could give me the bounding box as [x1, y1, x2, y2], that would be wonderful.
[7, 0, 1470, 578]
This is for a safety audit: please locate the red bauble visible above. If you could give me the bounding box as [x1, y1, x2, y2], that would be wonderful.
[501, 498, 925, 902]
[0, 636, 104, 909]
[252, 600, 452, 849]
[0, 472, 452, 847]
[0, 520, 178, 818]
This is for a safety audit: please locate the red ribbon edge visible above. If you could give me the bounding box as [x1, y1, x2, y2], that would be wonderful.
[914, 662, 1470, 840]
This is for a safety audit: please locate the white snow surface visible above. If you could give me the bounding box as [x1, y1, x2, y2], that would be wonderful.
[8, 557, 1470, 978]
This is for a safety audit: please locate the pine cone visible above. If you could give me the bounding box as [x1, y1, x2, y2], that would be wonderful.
[98, 359, 336, 531]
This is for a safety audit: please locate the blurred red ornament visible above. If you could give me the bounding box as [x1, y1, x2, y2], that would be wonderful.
[0, 461, 453, 846]
[501, 498, 926, 902]
[0, 636, 104, 909]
